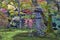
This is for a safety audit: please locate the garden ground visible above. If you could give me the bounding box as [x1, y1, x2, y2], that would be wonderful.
[0, 29, 60, 40]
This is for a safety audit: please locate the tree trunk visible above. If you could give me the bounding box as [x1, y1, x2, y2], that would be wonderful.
[47, 14, 53, 33]
[0, 12, 8, 28]
[16, 0, 21, 28]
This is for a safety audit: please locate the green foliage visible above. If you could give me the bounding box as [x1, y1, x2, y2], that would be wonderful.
[20, 2, 31, 10]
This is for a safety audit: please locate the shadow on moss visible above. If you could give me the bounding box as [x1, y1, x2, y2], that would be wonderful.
[0, 35, 2, 40]
[12, 32, 59, 40]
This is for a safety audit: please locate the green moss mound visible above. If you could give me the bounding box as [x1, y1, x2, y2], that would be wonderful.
[12, 32, 57, 40]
